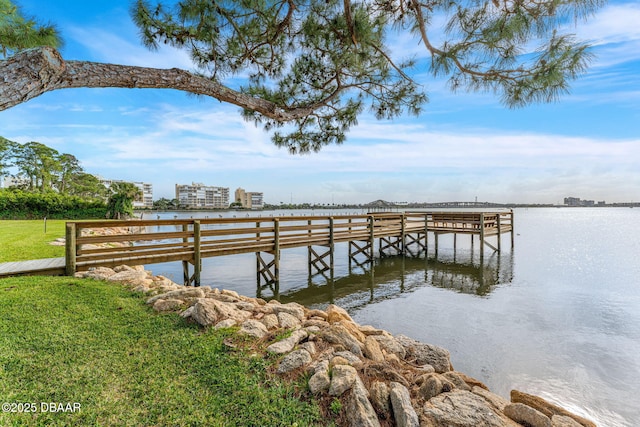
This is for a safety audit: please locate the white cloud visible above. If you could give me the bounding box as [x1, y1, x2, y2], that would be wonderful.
[66, 21, 194, 70]
[576, 3, 640, 45]
[47, 105, 639, 203]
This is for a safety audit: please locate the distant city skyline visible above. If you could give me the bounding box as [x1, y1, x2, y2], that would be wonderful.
[1, 1, 639, 205]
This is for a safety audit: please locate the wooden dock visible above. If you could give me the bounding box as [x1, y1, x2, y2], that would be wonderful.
[0, 257, 65, 278]
[0, 211, 513, 283]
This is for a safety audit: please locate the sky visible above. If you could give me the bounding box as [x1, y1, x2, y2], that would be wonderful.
[1, 1, 639, 205]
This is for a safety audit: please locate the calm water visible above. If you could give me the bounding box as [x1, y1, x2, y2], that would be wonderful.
[145, 208, 640, 426]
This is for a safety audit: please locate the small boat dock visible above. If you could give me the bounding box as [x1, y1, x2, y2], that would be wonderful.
[0, 211, 514, 284]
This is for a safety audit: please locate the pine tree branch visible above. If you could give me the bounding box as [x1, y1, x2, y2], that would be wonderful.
[0, 46, 324, 121]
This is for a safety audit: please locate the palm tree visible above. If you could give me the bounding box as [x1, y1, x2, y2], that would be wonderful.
[106, 182, 141, 219]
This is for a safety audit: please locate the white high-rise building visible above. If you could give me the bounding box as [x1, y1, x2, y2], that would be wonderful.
[175, 183, 229, 209]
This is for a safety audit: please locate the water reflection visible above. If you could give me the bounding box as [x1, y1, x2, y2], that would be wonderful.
[271, 250, 514, 309]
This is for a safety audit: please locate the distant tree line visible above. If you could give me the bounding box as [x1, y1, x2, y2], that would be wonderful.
[0, 136, 107, 198]
[0, 136, 140, 219]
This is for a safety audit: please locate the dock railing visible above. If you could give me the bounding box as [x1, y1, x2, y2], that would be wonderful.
[64, 211, 513, 285]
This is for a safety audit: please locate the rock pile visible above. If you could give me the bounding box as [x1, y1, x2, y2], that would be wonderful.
[75, 265, 597, 427]
[50, 225, 143, 248]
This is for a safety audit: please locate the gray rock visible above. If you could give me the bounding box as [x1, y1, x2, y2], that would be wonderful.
[234, 301, 256, 312]
[107, 270, 148, 285]
[363, 363, 410, 387]
[334, 350, 363, 366]
[81, 267, 116, 280]
[220, 289, 240, 299]
[390, 382, 419, 427]
[180, 306, 195, 318]
[269, 302, 306, 320]
[191, 298, 252, 327]
[277, 311, 301, 329]
[510, 389, 597, 427]
[146, 287, 206, 305]
[213, 318, 237, 329]
[552, 415, 583, 427]
[358, 324, 386, 336]
[369, 381, 391, 417]
[344, 376, 381, 427]
[319, 324, 363, 356]
[423, 390, 517, 427]
[443, 371, 472, 391]
[239, 319, 269, 339]
[418, 374, 444, 401]
[396, 334, 451, 373]
[373, 335, 406, 359]
[132, 285, 150, 293]
[308, 369, 331, 394]
[303, 319, 329, 329]
[504, 403, 552, 427]
[299, 341, 317, 356]
[113, 264, 135, 272]
[277, 349, 312, 374]
[152, 298, 183, 312]
[307, 308, 328, 320]
[472, 386, 510, 411]
[312, 359, 330, 375]
[261, 313, 279, 330]
[329, 364, 358, 396]
[417, 364, 435, 374]
[266, 329, 309, 354]
[363, 335, 385, 362]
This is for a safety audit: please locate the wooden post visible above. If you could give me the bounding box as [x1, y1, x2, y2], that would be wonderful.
[510, 209, 514, 248]
[479, 213, 485, 261]
[400, 213, 406, 255]
[424, 213, 429, 256]
[496, 213, 501, 252]
[182, 223, 190, 285]
[65, 222, 76, 276]
[329, 217, 335, 265]
[273, 218, 280, 284]
[307, 219, 312, 278]
[256, 221, 261, 284]
[368, 215, 375, 261]
[193, 220, 201, 286]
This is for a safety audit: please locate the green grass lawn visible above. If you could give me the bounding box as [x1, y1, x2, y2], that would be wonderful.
[0, 220, 67, 262]
[0, 276, 325, 426]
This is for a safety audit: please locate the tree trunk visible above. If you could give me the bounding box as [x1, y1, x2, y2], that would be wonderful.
[0, 47, 312, 121]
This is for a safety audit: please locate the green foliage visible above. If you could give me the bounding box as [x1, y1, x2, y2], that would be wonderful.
[0, 136, 108, 198]
[152, 197, 178, 210]
[330, 397, 342, 415]
[0, 0, 62, 58]
[106, 181, 142, 219]
[0, 135, 15, 176]
[0, 277, 324, 426]
[0, 188, 107, 219]
[131, 0, 602, 153]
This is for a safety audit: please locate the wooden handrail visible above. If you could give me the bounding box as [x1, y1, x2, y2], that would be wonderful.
[66, 211, 513, 275]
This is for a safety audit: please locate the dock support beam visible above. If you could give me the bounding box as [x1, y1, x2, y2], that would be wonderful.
[349, 216, 375, 270]
[510, 210, 515, 248]
[309, 218, 334, 279]
[183, 220, 201, 286]
[257, 218, 280, 294]
[479, 213, 485, 261]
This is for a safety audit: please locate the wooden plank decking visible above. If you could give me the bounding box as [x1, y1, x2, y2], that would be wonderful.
[1, 211, 513, 282]
[0, 257, 65, 278]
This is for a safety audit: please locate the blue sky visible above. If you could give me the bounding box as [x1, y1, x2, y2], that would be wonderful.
[1, 1, 639, 205]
